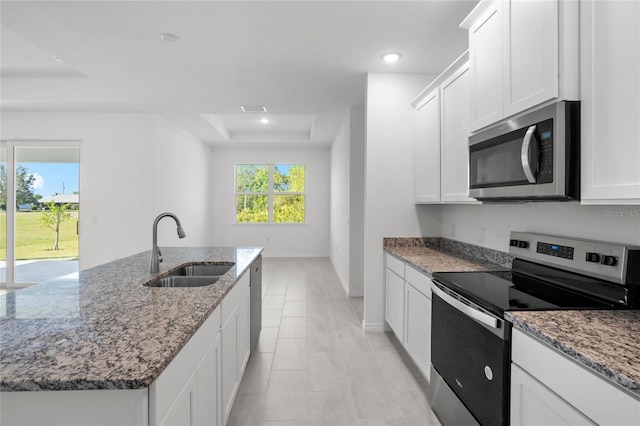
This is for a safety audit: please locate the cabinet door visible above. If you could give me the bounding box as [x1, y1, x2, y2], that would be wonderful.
[469, 0, 504, 131]
[195, 333, 221, 426]
[511, 364, 595, 426]
[237, 285, 251, 376]
[580, 0, 640, 204]
[385, 268, 405, 341]
[504, 0, 558, 116]
[414, 88, 441, 203]
[221, 305, 239, 424]
[404, 282, 431, 381]
[160, 371, 197, 426]
[441, 62, 478, 204]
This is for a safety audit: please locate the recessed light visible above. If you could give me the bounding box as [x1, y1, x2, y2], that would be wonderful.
[241, 105, 267, 113]
[260, 118, 270, 124]
[160, 33, 180, 43]
[382, 52, 401, 64]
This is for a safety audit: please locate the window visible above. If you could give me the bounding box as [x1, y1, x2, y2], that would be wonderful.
[236, 164, 305, 223]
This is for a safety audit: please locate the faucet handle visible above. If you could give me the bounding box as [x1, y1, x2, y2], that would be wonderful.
[157, 247, 163, 263]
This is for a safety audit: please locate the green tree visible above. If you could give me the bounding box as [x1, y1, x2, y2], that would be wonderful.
[41, 202, 72, 250]
[0, 164, 39, 210]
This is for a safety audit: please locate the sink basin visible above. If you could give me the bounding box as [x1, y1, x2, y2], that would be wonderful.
[147, 275, 222, 288]
[144, 262, 235, 287]
[171, 263, 234, 277]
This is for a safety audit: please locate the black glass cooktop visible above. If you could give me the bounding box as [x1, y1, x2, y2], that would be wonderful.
[432, 260, 630, 317]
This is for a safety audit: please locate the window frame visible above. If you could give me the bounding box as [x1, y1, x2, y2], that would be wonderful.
[234, 163, 306, 224]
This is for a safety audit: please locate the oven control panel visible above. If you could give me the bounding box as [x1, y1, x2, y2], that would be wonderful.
[509, 232, 640, 285]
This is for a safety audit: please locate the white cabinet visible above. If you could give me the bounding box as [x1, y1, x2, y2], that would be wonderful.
[220, 272, 250, 424]
[461, 0, 578, 131]
[150, 305, 222, 426]
[441, 62, 476, 203]
[385, 254, 405, 339]
[467, 0, 504, 130]
[511, 364, 595, 426]
[403, 267, 432, 381]
[384, 253, 432, 384]
[580, 0, 640, 204]
[414, 88, 441, 203]
[412, 52, 478, 204]
[511, 328, 640, 426]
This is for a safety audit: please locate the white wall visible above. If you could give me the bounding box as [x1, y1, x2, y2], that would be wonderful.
[329, 106, 366, 296]
[330, 112, 351, 292]
[440, 203, 640, 250]
[363, 73, 441, 330]
[1, 112, 212, 270]
[209, 146, 330, 257]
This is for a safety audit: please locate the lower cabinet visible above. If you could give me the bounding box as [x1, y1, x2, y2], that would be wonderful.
[511, 328, 640, 426]
[152, 272, 251, 426]
[384, 253, 432, 383]
[220, 273, 251, 425]
[404, 267, 432, 380]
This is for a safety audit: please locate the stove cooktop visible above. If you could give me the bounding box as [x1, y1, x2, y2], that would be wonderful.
[433, 268, 623, 317]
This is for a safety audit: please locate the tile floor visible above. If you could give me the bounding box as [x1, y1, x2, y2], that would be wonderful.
[227, 257, 441, 426]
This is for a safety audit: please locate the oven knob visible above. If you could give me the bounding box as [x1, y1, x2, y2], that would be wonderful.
[484, 366, 493, 381]
[601, 255, 617, 266]
[517, 240, 529, 249]
[585, 252, 600, 263]
[510, 239, 519, 247]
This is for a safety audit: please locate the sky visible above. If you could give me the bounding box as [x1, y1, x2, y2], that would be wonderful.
[19, 162, 79, 198]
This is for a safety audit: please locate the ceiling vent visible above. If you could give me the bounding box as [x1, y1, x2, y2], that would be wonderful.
[240, 105, 267, 113]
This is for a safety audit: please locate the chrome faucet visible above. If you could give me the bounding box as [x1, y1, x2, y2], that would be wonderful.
[150, 212, 186, 274]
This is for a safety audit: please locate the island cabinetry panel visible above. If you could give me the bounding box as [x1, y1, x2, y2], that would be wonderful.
[221, 272, 250, 424]
[0, 388, 148, 426]
[150, 303, 222, 426]
[384, 253, 432, 384]
[412, 52, 478, 204]
[511, 328, 640, 426]
[462, 0, 578, 131]
[580, 0, 640, 204]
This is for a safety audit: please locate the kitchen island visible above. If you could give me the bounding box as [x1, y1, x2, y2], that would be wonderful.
[0, 246, 263, 425]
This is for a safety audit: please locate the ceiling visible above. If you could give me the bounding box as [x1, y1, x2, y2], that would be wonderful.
[0, 0, 477, 147]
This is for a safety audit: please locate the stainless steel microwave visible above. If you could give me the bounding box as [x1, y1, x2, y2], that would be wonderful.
[468, 101, 580, 201]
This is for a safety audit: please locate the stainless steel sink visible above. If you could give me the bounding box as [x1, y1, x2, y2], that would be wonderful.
[147, 275, 222, 288]
[171, 263, 234, 277]
[144, 262, 235, 287]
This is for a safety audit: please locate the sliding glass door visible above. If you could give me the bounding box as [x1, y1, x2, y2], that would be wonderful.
[1, 141, 80, 290]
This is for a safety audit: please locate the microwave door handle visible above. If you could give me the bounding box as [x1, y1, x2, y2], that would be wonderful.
[521, 125, 538, 183]
[431, 282, 500, 329]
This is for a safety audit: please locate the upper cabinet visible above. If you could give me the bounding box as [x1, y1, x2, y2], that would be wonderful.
[580, 0, 640, 204]
[461, 0, 579, 132]
[412, 51, 479, 205]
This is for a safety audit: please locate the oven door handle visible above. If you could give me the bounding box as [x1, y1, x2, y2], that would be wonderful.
[431, 282, 500, 329]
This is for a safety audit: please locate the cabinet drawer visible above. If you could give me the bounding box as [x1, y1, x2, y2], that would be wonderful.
[512, 329, 640, 425]
[385, 253, 405, 277]
[405, 265, 431, 298]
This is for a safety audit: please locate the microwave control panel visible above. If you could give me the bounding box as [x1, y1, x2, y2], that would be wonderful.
[536, 119, 554, 184]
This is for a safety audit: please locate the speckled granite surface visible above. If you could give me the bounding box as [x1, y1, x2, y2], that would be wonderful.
[0, 246, 262, 391]
[507, 310, 640, 398]
[383, 237, 512, 276]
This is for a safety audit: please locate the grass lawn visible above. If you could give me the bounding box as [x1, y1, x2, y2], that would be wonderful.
[0, 210, 79, 261]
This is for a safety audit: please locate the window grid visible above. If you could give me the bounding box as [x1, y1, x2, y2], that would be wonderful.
[235, 164, 306, 224]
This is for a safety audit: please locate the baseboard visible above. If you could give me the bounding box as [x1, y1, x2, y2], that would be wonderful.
[362, 320, 391, 332]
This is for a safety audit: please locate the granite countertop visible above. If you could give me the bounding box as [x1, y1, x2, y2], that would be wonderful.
[0, 246, 262, 392]
[383, 237, 512, 275]
[507, 310, 640, 398]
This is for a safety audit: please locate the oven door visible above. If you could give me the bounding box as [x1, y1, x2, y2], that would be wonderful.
[430, 281, 510, 426]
